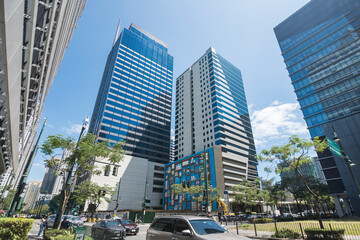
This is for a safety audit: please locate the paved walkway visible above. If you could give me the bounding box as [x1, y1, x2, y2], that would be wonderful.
[27, 219, 42, 240]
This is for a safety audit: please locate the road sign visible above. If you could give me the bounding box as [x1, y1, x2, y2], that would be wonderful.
[73, 226, 86, 240]
[327, 137, 342, 157]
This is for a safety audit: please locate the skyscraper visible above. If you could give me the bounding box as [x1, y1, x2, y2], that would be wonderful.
[23, 181, 41, 210]
[274, 0, 360, 216]
[0, 0, 87, 189]
[174, 47, 257, 194]
[88, 23, 173, 211]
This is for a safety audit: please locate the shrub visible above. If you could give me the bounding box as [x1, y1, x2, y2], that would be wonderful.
[272, 229, 301, 239]
[254, 218, 274, 223]
[44, 229, 92, 240]
[304, 228, 345, 240]
[44, 229, 73, 240]
[0, 218, 34, 240]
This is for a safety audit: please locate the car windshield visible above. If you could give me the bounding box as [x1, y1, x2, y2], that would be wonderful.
[189, 220, 225, 235]
[122, 220, 134, 224]
[105, 221, 120, 227]
[70, 216, 81, 221]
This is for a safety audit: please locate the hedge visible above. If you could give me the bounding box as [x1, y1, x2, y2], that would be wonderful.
[305, 228, 345, 240]
[253, 218, 274, 223]
[0, 218, 34, 240]
[272, 229, 301, 239]
[44, 229, 93, 240]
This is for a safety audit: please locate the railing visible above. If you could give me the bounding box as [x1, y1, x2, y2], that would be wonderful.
[229, 219, 360, 239]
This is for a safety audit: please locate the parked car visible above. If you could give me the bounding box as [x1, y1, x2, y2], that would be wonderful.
[67, 216, 84, 227]
[47, 215, 83, 228]
[146, 215, 250, 240]
[115, 219, 139, 235]
[79, 215, 87, 222]
[91, 220, 126, 240]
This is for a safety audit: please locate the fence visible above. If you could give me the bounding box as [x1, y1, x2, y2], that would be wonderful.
[230, 220, 360, 240]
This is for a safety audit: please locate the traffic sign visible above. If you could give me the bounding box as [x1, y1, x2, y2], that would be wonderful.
[326, 137, 342, 157]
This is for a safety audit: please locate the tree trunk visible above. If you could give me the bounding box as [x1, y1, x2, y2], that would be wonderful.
[295, 167, 324, 229]
[294, 198, 303, 217]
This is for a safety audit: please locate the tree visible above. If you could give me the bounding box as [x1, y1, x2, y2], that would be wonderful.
[265, 182, 286, 217]
[72, 181, 114, 218]
[232, 178, 259, 213]
[40, 133, 125, 229]
[259, 135, 327, 228]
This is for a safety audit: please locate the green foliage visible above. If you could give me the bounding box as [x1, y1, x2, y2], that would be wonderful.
[0, 218, 34, 240]
[232, 178, 263, 211]
[40, 133, 125, 229]
[304, 228, 345, 240]
[272, 228, 301, 239]
[259, 135, 328, 228]
[2, 189, 16, 210]
[73, 181, 114, 213]
[44, 229, 93, 240]
[254, 218, 274, 223]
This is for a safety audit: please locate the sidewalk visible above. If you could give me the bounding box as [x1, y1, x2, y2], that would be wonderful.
[27, 219, 42, 240]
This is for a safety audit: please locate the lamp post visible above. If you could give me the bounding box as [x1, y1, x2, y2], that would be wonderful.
[332, 126, 360, 195]
[55, 116, 88, 226]
[202, 146, 209, 215]
[9, 118, 47, 216]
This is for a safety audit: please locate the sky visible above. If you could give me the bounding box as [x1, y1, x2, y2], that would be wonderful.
[28, 0, 312, 183]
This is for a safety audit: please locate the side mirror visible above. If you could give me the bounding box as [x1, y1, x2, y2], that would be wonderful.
[181, 229, 192, 236]
[221, 225, 228, 232]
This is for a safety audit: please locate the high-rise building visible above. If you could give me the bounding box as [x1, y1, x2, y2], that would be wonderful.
[87, 23, 173, 211]
[40, 157, 63, 196]
[174, 47, 258, 197]
[23, 180, 41, 210]
[0, 0, 87, 189]
[274, 0, 360, 216]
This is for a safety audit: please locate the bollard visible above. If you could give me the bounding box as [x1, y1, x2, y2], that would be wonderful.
[92, 218, 96, 223]
[87, 217, 91, 222]
[299, 223, 305, 239]
[236, 221, 239, 235]
[253, 222, 257, 236]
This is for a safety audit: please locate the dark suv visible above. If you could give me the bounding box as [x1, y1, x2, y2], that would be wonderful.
[146, 215, 250, 240]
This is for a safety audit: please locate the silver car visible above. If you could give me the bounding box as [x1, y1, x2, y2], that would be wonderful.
[146, 215, 250, 240]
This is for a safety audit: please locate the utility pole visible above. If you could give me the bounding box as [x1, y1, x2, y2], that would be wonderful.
[203, 146, 209, 215]
[142, 174, 148, 223]
[54, 116, 88, 227]
[114, 178, 121, 217]
[9, 118, 47, 216]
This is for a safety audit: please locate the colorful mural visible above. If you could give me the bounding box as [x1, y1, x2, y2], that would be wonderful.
[163, 147, 217, 211]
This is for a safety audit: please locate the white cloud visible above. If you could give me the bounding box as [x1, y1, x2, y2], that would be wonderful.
[250, 101, 309, 148]
[62, 123, 83, 135]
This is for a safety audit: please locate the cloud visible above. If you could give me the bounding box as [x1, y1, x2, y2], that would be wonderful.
[250, 101, 309, 148]
[46, 123, 55, 129]
[62, 123, 83, 135]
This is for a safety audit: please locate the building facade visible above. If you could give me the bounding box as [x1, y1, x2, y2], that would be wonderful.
[0, 0, 87, 190]
[88, 23, 173, 211]
[23, 180, 41, 210]
[274, 0, 360, 216]
[163, 146, 224, 211]
[174, 47, 258, 198]
[40, 157, 63, 196]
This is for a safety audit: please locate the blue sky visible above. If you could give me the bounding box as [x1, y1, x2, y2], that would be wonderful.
[28, 0, 311, 182]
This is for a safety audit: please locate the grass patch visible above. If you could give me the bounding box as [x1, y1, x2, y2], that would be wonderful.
[232, 220, 360, 236]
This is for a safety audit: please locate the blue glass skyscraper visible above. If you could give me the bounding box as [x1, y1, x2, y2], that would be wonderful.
[87, 24, 173, 211]
[89, 24, 173, 164]
[274, 0, 360, 216]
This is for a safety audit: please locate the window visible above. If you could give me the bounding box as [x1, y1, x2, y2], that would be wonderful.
[174, 220, 190, 234]
[112, 166, 118, 176]
[104, 165, 110, 176]
[151, 219, 174, 232]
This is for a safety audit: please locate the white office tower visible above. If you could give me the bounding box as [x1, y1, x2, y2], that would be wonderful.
[174, 47, 258, 193]
[0, 0, 87, 188]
